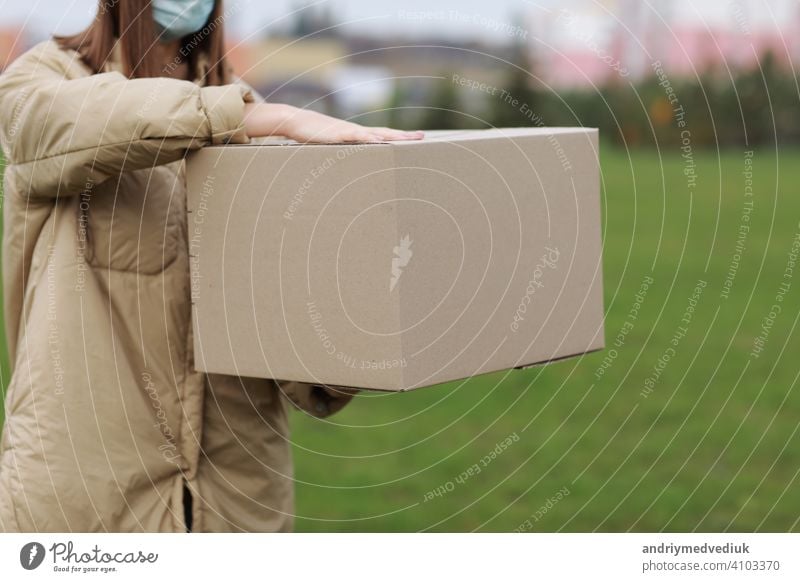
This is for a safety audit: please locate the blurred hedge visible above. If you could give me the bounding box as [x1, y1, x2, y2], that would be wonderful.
[408, 51, 798, 148]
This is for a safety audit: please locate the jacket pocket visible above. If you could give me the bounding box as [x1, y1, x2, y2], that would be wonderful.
[78, 163, 183, 275]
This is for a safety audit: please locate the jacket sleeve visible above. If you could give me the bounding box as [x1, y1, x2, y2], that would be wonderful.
[0, 42, 253, 200]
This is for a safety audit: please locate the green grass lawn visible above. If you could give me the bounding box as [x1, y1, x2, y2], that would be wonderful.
[2, 145, 799, 531]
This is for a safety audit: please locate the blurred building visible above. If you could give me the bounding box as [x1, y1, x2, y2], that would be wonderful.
[227, 36, 349, 112]
[228, 32, 512, 121]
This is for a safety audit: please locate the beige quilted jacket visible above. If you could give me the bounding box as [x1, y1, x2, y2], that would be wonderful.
[0, 39, 352, 532]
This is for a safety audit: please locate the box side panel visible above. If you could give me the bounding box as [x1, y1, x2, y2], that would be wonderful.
[186, 145, 406, 390]
[392, 130, 604, 389]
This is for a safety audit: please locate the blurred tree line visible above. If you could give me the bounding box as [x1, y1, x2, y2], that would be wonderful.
[388, 50, 798, 148]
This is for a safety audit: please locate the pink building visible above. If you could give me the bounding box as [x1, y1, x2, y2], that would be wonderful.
[529, 0, 799, 89]
[654, 25, 795, 77]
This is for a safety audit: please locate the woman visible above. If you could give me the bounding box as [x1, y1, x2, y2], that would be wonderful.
[0, 0, 423, 532]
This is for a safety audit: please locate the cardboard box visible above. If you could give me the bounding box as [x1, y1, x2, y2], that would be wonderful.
[186, 128, 604, 391]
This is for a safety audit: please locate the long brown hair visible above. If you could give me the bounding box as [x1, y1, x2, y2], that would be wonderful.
[55, 0, 230, 85]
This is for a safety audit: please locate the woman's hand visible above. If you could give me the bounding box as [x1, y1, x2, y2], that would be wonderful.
[243, 102, 424, 143]
[279, 380, 360, 418]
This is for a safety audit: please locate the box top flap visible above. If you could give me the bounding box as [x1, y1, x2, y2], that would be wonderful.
[207, 127, 598, 149]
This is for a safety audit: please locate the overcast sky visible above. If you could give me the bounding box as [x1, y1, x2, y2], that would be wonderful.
[1, 0, 793, 44]
[1, 0, 551, 41]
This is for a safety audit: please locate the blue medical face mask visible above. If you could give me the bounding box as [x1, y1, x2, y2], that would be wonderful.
[151, 0, 216, 42]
